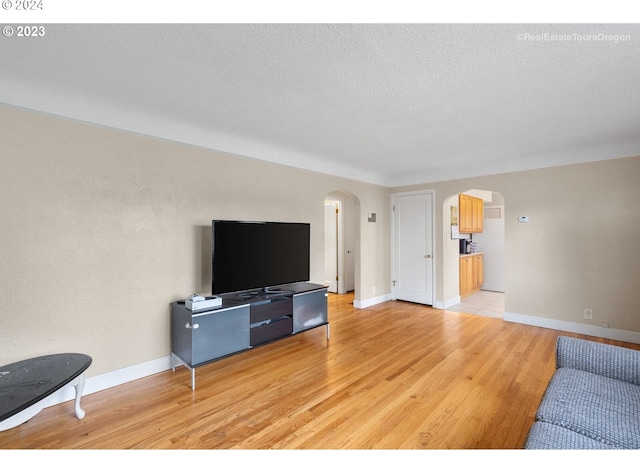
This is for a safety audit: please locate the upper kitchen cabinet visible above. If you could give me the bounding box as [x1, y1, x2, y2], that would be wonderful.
[459, 194, 483, 233]
[472, 196, 483, 232]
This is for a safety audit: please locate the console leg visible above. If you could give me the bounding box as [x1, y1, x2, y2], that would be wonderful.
[72, 374, 86, 420]
[170, 353, 196, 390]
[326, 323, 330, 339]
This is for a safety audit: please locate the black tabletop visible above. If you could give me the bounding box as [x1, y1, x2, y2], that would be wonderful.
[0, 353, 92, 422]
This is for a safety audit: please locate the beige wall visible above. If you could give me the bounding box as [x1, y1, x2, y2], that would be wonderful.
[3, 103, 638, 377]
[0, 106, 390, 375]
[392, 156, 640, 334]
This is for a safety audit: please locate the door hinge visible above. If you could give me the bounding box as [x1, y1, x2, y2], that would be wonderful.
[336, 275, 339, 281]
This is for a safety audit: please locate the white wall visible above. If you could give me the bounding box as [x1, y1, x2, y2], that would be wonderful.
[0, 105, 391, 376]
[474, 200, 505, 292]
[442, 195, 462, 305]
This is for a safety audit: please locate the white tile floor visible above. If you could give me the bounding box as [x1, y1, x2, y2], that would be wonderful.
[446, 290, 505, 319]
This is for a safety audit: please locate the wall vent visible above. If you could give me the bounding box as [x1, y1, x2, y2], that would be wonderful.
[485, 207, 502, 219]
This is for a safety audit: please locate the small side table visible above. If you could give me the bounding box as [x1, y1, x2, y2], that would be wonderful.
[0, 353, 92, 431]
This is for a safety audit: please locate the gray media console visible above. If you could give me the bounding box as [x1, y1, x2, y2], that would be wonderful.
[171, 282, 328, 389]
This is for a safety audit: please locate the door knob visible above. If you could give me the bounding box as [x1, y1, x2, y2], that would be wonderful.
[425, 254, 431, 259]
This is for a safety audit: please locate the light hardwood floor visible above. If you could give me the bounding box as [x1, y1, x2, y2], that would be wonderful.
[2, 293, 638, 449]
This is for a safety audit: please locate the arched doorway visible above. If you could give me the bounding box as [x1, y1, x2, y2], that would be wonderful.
[324, 191, 360, 299]
[443, 189, 505, 318]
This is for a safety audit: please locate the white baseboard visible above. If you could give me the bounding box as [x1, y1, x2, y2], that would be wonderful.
[504, 312, 640, 345]
[46, 355, 172, 408]
[435, 295, 460, 310]
[353, 293, 393, 309]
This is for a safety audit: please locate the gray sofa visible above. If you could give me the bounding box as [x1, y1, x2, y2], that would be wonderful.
[525, 336, 640, 449]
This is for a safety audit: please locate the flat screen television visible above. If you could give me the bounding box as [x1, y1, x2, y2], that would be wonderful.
[212, 220, 310, 295]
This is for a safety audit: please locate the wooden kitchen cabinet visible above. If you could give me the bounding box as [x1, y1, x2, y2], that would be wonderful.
[472, 197, 483, 233]
[472, 253, 483, 289]
[460, 255, 472, 295]
[459, 194, 483, 233]
[460, 253, 483, 298]
[459, 194, 472, 233]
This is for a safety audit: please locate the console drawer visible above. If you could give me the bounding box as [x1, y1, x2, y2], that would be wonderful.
[250, 298, 293, 323]
[250, 317, 293, 346]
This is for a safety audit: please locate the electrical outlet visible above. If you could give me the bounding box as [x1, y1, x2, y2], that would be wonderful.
[584, 309, 593, 320]
[372, 286, 376, 294]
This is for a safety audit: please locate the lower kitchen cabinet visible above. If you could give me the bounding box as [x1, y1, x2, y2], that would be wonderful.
[460, 253, 483, 298]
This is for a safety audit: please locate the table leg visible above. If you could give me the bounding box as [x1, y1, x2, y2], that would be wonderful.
[71, 374, 86, 419]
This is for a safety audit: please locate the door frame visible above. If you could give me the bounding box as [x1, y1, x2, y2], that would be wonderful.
[391, 189, 436, 305]
[324, 194, 356, 295]
[324, 198, 339, 293]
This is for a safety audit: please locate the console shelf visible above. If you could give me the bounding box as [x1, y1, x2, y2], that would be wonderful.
[171, 282, 328, 389]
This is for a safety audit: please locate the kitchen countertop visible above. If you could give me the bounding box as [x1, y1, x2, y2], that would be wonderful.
[460, 252, 483, 257]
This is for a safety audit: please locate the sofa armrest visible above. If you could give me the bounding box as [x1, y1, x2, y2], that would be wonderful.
[556, 336, 640, 385]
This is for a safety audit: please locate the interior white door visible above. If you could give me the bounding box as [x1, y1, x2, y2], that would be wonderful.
[324, 200, 338, 292]
[392, 192, 434, 305]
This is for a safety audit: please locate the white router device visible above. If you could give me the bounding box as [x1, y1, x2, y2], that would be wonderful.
[185, 294, 222, 311]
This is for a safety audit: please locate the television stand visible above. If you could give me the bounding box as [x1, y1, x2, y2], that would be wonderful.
[171, 282, 328, 389]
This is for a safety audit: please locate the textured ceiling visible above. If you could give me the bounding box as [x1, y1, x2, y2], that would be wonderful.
[1, 24, 639, 186]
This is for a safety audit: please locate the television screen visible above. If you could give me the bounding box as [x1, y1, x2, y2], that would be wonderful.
[212, 220, 310, 294]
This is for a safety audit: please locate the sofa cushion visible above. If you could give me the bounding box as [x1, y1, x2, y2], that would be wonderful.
[525, 421, 618, 449]
[556, 336, 640, 386]
[536, 367, 640, 448]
